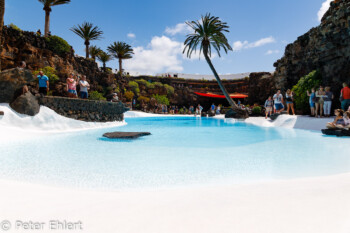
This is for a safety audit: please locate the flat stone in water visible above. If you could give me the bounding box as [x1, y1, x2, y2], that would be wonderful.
[103, 132, 151, 139]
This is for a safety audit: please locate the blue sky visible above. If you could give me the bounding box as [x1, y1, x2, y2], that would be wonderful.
[5, 0, 332, 75]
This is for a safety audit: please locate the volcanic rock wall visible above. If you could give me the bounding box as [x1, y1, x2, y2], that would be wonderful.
[274, 0, 350, 96]
[40, 96, 128, 122]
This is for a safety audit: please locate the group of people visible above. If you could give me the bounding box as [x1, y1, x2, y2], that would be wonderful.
[36, 69, 90, 99]
[264, 89, 296, 119]
[307, 83, 350, 117]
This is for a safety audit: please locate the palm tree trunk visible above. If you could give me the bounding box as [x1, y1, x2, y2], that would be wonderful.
[103, 62, 106, 71]
[85, 41, 89, 58]
[203, 53, 236, 108]
[0, 0, 5, 71]
[44, 9, 50, 37]
[118, 58, 122, 77]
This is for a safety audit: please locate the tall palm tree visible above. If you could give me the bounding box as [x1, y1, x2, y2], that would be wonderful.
[97, 51, 112, 72]
[184, 14, 245, 116]
[89, 45, 102, 62]
[107, 42, 133, 77]
[0, 0, 5, 71]
[70, 22, 103, 58]
[38, 0, 71, 37]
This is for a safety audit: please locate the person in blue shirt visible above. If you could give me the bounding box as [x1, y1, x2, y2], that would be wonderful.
[37, 71, 49, 96]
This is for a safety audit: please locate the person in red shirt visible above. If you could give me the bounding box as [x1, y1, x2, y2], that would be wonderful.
[340, 83, 350, 111]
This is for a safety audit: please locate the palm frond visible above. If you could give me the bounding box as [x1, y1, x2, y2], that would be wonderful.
[70, 22, 103, 42]
[183, 13, 232, 59]
[107, 41, 134, 60]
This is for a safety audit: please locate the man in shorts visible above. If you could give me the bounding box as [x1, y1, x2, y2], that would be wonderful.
[37, 71, 49, 96]
[273, 90, 284, 114]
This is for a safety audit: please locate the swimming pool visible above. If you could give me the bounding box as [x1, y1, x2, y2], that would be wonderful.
[1, 117, 349, 190]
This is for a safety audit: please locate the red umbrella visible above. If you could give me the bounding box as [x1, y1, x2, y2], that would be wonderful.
[194, 92, 248, 99]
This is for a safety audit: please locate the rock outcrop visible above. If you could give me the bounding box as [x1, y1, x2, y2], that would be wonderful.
[10, 92, 40, 116]
[274, 0, 350, 96]
[247, 72, 275, 105]
[0, 68, 35, 103]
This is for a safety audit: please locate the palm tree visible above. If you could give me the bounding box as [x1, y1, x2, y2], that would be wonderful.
[89, 45, 102, 62]
[38, 0, 71, 37]
[183, 14, 246, 117]
[70, 22, 103, 58]
[97, 51, 112, 72]
[107, 42, 133, 77]
[0, 0, 5, 71]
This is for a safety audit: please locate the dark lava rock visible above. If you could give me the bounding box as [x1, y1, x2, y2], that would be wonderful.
[0, 111, 4, 116]
[103, 132, 151, 139]
[0, 68, 35, 103]
[10, 92, 40, 116]
[269, 113, 280, 121]
[225, 108, 249, 119]
[322, 129, 350, 137]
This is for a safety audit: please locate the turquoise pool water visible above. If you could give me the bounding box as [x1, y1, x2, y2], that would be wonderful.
[1, 117, 350, 190]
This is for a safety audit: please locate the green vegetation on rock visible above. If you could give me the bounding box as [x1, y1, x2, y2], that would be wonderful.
[33, 66, 60, 85]
[292, 70, 322, 112]
[164, 84, 174, 96]
[44, 35, 71, 56]
[89, 91, 106, 101]
[124, 91, 134, 101]
[152, 94, 169, 106]
[128, 81, 140, 95]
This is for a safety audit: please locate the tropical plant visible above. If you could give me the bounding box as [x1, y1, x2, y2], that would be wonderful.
[124, 91, 134, 101]
[96, 51, 112, 71]
[0, 0, 5, 71]
[107, 41, 133, 77]
[137, 96, 150, 103]
[89, 91, 106, 101]
[292, 70, 322, 113]
[183, 13, 240, 112]
[33, 66, 60, 85]
[135, 79, 155, 89]
[153, 82, 163, 88]
[152, 94, 169, 106]
[38, 0, 71, 37]
[163, 84, 174, 96]
[8, 23, 21, 31]
[44, 35, 70, 56]
[252, 106, 262, 116]
[128, 81, 140, 95]
[70, 22, 103, 58]
[89, 45, 102, 62]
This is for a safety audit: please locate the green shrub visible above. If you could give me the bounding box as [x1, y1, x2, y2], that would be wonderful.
[152, 94, 169, 106]
[252, 106, 262, 115]
[124, 91, 134, 101]
[135, 79, 155, 89]
[8, 23, 21, 31]
[153, 82, 163, 88]
[137, 96, 150, 103]
[45, 35, 71, 56]
[292, 70, 322, 112]
[164, 84, 174, 96]
[128, 81, 140, 95]
[33, 66, 60, 85]
[89, 91, 106, 101]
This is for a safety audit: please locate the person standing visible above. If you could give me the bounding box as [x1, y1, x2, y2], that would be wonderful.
[264, 96, 274, 119]
[285, 89, 295, 115]
[340, 83, 350, 111]
[273, 90, 284, 114]
[323, 86, 334, 117]
[37, 70, 49, 96]
[79, 75, 90, 99]
[315, 86, 326, 118]
[66, 74, 79, 97]
[307, 88, 316, 116]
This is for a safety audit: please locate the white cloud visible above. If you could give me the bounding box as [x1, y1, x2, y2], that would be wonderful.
[124, 36, 183, 75]
[318, 0, 332, 21]
[265, 50, 280, 55]
[165, 23, 193, 36]
[232, 36, 276, 51]
[127, 33, 136, 39]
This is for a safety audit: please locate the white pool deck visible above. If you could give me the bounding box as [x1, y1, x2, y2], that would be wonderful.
[0, 104, 349, 233]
